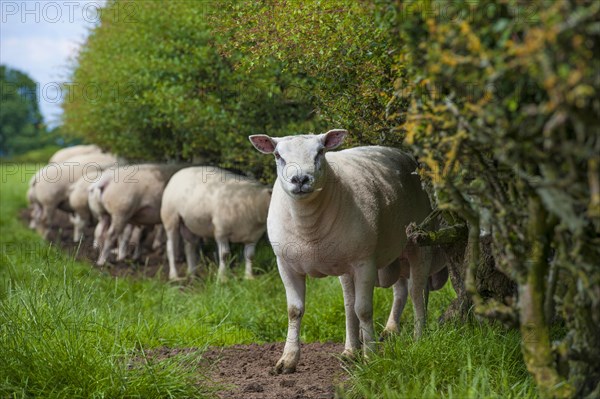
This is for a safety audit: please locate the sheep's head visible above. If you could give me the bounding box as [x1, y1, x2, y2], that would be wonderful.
[249, 129, 347, 200]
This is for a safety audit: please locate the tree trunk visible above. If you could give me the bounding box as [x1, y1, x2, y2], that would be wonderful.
[407, 220, 517, 324]
[519, 196, 574, 398]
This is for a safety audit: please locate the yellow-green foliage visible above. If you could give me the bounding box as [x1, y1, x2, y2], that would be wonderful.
[217, 0, 401, 147]
[396, 1, 599, 396]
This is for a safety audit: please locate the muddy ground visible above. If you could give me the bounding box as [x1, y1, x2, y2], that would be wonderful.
[149, 342, 347, 399]
[21, 208, 349, 398]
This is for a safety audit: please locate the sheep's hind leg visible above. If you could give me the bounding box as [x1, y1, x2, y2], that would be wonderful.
[93, 215, 109, 250]
[165, 222, 181, 281]
[180, 223, 200, 278]
[382, 278, 408, 338]
[151, 225, 164, 251]
[407, 247, 432, 339]
[243, 243, 256, 280]
[215, 237, 230, 283]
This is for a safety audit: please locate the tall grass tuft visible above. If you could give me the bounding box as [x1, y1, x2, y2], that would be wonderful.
[341, 321, 535, 398]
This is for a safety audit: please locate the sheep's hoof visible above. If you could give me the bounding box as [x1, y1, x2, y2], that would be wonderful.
[273, 358, 296, 375]
[380, 327, 399, 342]
[244, 273, 255, 280]
[340, 349, 360, 361]
[217, 274, 228, 284]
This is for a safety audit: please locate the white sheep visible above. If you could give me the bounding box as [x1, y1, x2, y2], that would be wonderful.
[67, 162, 118, 242]
[32, 153, 117, 239]
[94, 164, 185, 266]
[48, 144, 102, 163]
[160, 166, 271, 281]
[88, 170, 154, 262]
[249, 129, 447, 374]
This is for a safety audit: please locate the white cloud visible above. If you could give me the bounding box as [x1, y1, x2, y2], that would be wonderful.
[0, 1, 105, 127]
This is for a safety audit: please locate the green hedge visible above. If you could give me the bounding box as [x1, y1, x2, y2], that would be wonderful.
[62, 0, 326, 181]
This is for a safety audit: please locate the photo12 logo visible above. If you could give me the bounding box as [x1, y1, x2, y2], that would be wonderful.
[1, 1, 139, 24]
[1, 81, 140, 106]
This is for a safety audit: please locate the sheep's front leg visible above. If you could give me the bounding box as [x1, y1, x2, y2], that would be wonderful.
[353, 262, 377, 357]
[275, 261, 306, 374]
[339, 273, 360, 358]
[216, 237, 230, 283]
[97, 218, 126, 266]
[243, 243, 256, 280]
[29, 203, 41, 229]
[38, 204, 55, 240]
[382, 278, 408, 337]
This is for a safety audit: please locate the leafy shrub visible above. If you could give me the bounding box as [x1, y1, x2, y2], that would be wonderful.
[63, 0, 325, 181]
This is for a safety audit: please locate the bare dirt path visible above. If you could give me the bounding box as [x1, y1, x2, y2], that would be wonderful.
[152, 343, 347, 399]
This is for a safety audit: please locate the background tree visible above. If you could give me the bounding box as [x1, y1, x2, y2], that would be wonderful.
[0, 65, 46, 156]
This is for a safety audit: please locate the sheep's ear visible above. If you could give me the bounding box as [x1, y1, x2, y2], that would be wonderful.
[249, 135, 276, 154]
[322, 129, 348, 149]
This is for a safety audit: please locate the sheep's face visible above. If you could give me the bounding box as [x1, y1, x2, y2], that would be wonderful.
[249, 129, 347, 200]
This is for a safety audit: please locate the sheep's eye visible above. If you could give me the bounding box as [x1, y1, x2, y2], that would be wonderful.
[274, 152, 285, 165]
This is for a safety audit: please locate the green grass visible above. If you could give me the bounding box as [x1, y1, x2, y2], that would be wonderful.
[341, 322, 535, 399]
[2, 145, 62, 164]
[0, 164, 536, 398]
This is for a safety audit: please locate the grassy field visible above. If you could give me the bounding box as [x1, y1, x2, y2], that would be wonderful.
[0, 164, 536, 398]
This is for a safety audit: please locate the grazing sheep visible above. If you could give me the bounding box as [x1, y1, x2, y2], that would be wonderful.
[67, 163, 117, 242]
[87, 169, 142, 260]
[160, 166, 271, 281]
[88, 170, 112, 250]
[95, 164, 185, 266]
[32, 153, 117, 239]
[49, 144, 102, 163]
[249, 129, 447, 374]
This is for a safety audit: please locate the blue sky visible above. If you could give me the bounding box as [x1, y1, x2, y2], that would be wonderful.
[1, 1, 105, 128]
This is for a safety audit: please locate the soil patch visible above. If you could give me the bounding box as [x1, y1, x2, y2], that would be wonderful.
[150, 342, 347, 399]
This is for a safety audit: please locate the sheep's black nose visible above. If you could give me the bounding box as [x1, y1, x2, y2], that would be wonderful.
[291, 175, 310, 186]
